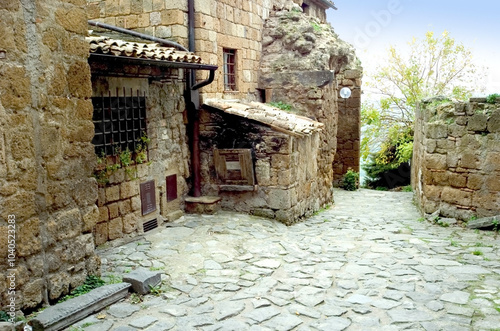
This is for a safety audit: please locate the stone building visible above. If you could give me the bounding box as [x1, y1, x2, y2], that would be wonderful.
[0, 0, 362, 311]
[86, 34, 217, 244]
[87, 0, 362, 224]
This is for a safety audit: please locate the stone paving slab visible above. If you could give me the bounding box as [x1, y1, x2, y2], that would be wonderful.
[65, 189, 500, 331]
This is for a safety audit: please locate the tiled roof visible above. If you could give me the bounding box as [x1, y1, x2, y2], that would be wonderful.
[204, 99, 324, 137]
[87, 36, 202, 63]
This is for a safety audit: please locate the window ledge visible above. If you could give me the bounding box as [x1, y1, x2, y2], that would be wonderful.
[219, 185, 257, 192]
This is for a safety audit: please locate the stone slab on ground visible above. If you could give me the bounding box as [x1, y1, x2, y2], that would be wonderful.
[122, 268, 161, 294]
[466, 215, 500, 229]
[30, 283, 130, 331]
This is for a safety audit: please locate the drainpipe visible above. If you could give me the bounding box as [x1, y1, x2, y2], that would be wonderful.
[187, 0, 202, 198]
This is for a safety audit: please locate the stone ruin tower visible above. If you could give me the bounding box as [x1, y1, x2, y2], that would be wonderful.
[259, 0, 363, 204]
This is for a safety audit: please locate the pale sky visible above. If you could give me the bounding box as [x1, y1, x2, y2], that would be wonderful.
[327, 0, 500, 95]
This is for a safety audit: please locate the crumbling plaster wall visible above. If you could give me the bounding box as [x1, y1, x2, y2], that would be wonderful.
[0, 0, 100, 310]
[412, 98, 500, 220]
[259, 6, 361, 206]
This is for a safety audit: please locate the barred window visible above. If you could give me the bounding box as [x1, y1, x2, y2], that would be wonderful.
[91, 89, 147, 157]
[223, 48, 237, 91]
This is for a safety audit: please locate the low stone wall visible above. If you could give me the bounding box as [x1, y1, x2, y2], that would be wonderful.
[199, 108, 323, 225]
[412, 98, 500, 220]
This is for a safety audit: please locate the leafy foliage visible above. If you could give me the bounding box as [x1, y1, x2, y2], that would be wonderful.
[340, 169, 359, 191]
[363, 155, 411, 189]
[269, 101, 293, 112]
[57, 276, 105, 303]
[362, 31, 484, 172]
[0, 311, 9, 322]
[486, 93, 500, 104]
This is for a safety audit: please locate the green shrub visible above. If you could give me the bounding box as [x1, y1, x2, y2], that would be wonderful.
[402, 185, 413, 192]
[341, 169, 359, 191]
[58, 276, 105, 303]
[269, 101, 293, 112]
[363, 155, 411, 189]
[486, 93, 500, 104]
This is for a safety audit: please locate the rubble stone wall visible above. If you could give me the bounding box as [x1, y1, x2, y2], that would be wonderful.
[199, 109, 322, 225]
[332, 69, 362, 185]
[259, 8, 361, 206]
[412, 98, 500, 220]
[0, 0, 100, 310]
[90, 76, 189, 245]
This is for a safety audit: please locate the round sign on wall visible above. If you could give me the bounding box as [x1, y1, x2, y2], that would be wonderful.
[340, 87, 351, 99]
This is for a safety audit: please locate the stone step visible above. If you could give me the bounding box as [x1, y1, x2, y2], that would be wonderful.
[30, 283, 131, 331]
[185, 196, 222, 214]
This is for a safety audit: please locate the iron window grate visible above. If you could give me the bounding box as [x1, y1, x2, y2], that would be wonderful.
[92, 88, 147, 157]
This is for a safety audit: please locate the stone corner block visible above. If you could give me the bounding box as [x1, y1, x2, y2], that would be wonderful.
[30, 283, 130, 331]
[123, 268, 162, 295]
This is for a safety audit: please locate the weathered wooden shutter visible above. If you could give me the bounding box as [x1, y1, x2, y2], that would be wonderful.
[214, 149, 255, 186]
[140, 180, 156, 215]
[214, 149, 228, 181]
[166, 174, 177, 202]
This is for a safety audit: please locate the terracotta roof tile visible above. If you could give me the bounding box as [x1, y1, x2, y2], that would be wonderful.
[87, 36, 202, 63]
[204, 99, 324, 137]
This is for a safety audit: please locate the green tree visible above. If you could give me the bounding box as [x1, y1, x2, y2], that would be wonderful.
[362, 30, 483, 167]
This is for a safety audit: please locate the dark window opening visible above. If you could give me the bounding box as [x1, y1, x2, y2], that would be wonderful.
[256, 88, 265, 103]
[301, 2, 310, 15]
[92, 88, 147, 158]
[223, 48, 237, 91]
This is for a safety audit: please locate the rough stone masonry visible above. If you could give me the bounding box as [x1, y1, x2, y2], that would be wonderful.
[412, 97, 500, 220]
[0, 0, 100, 311]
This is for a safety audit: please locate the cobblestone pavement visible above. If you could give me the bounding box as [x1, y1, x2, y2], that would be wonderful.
[70, 189, 500, 331]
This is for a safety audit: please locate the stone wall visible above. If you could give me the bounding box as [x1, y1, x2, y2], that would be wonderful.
[412, 98, 500, 220]
[0, 0, 100, 310]
[90, 76, 189, 245]
[332, 68, 362, 185]
[259, 7, 360, 206]
[199, 108, 322, 225]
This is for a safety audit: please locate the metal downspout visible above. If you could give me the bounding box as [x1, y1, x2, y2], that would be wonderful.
[187, 0, 202, 198]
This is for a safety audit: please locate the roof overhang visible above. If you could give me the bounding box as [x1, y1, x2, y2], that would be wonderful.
[88, 53, 217, 79]
[203, 99, 324, 137]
